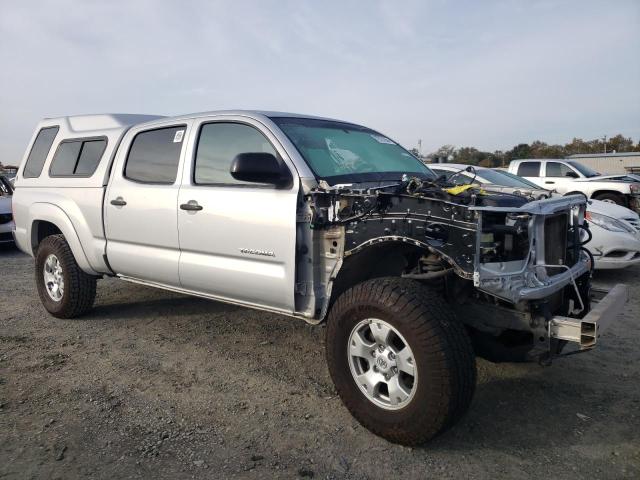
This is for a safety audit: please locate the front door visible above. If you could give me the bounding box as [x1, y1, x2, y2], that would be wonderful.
[105, 122, 191, 286]
[541, 161, 580, 194]
[177, 117, 299, 312]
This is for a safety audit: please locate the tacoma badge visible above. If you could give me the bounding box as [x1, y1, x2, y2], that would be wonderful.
[239, 248, 276, 257]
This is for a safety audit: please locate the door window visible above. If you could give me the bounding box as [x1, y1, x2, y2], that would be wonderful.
[194, 122, 279, 186]
[124, 126, 186, 184]
[516, 161, 541, 177]
[546, 162, 575, 178]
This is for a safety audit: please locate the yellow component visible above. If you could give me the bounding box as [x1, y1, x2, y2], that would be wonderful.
[444, 184, 488, 196]
[445, 184, 474, 195]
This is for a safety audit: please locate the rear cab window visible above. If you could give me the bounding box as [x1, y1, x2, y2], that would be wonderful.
[49, 138, 107, 177]
[23, 126, 59, 178]
[517, 161, 541, 177]
[124, 126, 186, 184]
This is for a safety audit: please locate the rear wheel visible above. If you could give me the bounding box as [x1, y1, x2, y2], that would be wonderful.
[35, 234, 97, 318]
[326, 277, 476, 445]
[593, 192, 626, 206]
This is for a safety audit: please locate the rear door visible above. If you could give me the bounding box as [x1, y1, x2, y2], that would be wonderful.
[177, 116, 299, 312]
[105, 121, 192, 286]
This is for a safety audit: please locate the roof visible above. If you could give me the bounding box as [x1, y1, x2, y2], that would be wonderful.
[43, 110, 358, 132]
[567, 152, 640, 159]
[181, 110, 343, 121]
[511, 158, 562, 161]
[42, 114, 166, 133]
[132, 110, 354, 129]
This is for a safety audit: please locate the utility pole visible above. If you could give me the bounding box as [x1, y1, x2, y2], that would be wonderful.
[602, 135, 607, 154]
[417, 139, 422, 157]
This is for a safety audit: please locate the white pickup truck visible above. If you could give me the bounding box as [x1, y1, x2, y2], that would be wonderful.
[11, 111, 628, 445]
[508, 158, 640, 211]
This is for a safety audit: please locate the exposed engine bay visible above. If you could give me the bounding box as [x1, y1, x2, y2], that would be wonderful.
[295, 173, 593, 363]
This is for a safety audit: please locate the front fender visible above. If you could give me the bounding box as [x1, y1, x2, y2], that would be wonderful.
[27, 203, 98, 276]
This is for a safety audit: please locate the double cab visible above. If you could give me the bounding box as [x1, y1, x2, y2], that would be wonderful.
[12, 111, 628, 445]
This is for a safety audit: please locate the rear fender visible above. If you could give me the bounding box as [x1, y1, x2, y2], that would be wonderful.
[28, 203, 98, 275]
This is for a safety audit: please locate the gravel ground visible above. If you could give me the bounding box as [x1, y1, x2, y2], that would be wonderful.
[1, 243, 639, 479]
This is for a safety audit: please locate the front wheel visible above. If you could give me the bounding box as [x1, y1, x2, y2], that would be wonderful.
[326, 277, 476, 445]
[35, 234, 97, 318]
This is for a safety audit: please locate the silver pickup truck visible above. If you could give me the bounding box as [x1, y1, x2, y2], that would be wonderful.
[12, 111, 628, 445]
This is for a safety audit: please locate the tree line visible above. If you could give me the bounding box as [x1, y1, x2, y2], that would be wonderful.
[412, 134, 640, 167]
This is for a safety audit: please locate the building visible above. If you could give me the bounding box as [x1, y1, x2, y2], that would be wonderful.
[565, 152, 640, 174]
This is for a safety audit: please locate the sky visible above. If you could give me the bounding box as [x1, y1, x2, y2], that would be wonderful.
[1, 0, 639, 163]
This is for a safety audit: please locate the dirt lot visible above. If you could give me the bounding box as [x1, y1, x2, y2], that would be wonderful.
[1, 244, 639, 479]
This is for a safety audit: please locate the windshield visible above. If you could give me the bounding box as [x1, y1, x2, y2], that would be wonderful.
[567, 161, 600, 178]
[434, 167, 544, 189]
[474, 169, 536, 187]
[486, 169, 546, 189]
[272, 117, 435, 184]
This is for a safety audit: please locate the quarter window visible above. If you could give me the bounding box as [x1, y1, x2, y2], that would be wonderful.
[76, 140, 107, 175]
[516, 161, 541, 177]
[124, 126, 185, 184]
[546, 162, 574, 178]
[49, 138, 107, 177]
[23, 126, 59, 178]
[194, 122, 279, 186]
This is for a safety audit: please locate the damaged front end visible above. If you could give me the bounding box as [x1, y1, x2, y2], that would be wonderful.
[301, 178, 627, 364]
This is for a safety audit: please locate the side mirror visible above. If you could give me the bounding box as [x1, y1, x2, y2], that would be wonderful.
[230, 153, 292, 187]
[565, 171, 579, 178]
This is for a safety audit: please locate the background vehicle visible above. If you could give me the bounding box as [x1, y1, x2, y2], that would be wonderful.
[0, 175, 15, 244]
[431, 164, 640, 270]
[508, 158, 640, 210]
[11, 112, 627, 445]
[585, 200, 640, 269]
[430, 163, 551, 199]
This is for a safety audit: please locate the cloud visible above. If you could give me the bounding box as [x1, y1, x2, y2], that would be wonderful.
[0, 0, 638, 164]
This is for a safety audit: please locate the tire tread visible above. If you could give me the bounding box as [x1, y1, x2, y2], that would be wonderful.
[326, 277, 476, 445]
[35, 234, 96, 319]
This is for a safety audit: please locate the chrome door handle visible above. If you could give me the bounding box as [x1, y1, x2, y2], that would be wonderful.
[110, 197, 127, 206]
[180, 201, 203, 211]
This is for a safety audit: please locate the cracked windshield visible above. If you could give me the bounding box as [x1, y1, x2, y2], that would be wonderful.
[273, 117, 434, 184]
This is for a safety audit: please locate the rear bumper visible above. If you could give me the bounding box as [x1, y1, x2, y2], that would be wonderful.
[549, 284, 628, 349]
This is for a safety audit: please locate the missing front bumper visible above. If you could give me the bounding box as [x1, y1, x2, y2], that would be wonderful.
[549, 284, 628, 349]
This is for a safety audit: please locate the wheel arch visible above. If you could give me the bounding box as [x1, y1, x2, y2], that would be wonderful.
[327, 241, 427, 312]
[591, 190, 627, 202]
[564, 191, 589, 200]
[29, 203, 98, 275]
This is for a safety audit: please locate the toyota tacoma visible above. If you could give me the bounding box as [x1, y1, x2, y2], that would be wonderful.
[11, 111, 628, 445]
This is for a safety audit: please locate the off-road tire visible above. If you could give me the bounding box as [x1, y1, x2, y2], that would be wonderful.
[35, 234, 97, 318]
[326, 277, 476, 445]
[593, 192, 626, 207]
